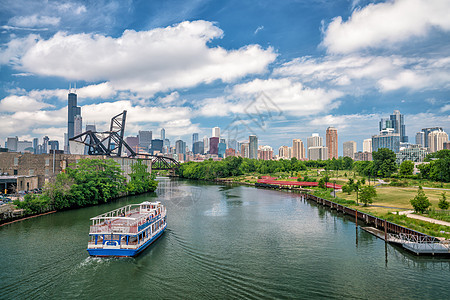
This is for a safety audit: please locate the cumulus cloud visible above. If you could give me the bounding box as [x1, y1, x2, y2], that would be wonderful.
[196, 78, 343, 118]
[0, 95, 53, 112]
[1, 21, 277, 97]
[322, 0, 450, 53]
[274, 55, 450, 92]
[441, 104, 450, 113]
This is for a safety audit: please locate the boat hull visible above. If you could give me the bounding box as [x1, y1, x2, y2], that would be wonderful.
[87, 224, 166, 257]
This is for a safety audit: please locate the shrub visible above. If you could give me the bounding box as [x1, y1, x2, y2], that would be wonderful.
[438, 192, 449, 210]
[410, 186, 432, 213]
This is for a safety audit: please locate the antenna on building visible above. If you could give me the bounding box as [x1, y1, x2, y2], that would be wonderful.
[74, 82, 77, 92]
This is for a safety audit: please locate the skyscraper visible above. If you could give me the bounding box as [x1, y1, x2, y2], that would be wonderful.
[161, 128, 165, 140]
[372, 129, 400, 153]
[343, 141, 357, 159]
[307, 133, 322, 159]
[138, 130, 152, 152]
[212, 127, 220, 138]
[192, 133, 199, 148]
[428, 129, 448, 153]
[363, 139, 372, 153]
[240, 142, 249, 158]
[175, 140, 186, 154]
[43, 136, 49, 154]
[6, 137, 18, 152]
[74, 115, 83, 137]
[209, 137, 219, 155]
[67, 89, 81, 153]
[278, 146, 292, 159]
[203, 136, 209, 154]
[249, 135, 258, 159]
[308, 146, 328, 161]
[421, 127, 443, 148]
[33, 137, 38, 154]
[326, 127, 338, 159]
[415, 131, 425, 146]
[292, 139, 305, 160]
[390, 110, 408, 143]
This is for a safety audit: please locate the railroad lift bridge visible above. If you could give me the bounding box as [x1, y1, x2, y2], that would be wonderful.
[69, 111, 180, 174]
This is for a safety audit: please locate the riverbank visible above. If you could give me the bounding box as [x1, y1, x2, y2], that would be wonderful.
[179, 175, 450, 239]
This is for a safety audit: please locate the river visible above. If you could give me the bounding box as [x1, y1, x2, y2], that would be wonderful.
[0, 177, 449, 299]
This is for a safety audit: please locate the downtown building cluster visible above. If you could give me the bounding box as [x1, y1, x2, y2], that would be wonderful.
[2, 89, 449, 166]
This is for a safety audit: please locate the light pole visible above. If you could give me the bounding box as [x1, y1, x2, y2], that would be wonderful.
[334, 180, 336, 198]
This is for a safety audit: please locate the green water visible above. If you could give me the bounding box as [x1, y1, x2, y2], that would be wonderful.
[1, 178, 449, 299]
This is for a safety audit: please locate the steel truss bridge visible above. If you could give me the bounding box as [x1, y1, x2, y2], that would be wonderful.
[69, 110, 180, 171]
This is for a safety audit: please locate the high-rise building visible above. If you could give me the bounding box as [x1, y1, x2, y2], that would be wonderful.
[48, 140, 59, 151]
[363, 139, 372, 153]
[209, 137, 219, 155]
[74, 115, 83, 137]
[249, 135, 258, 159]
[67, 89, 81, 152]
[390, 110, 408, 143]
[443, 141, 450, 150]
[415, 131, 425, 147]
[150, 139, 163, 154]
[308, 146, 328, 161]
[218, 141, 226, 158]
[307, 133, 322, 154]
[240, 142, 249, 158]
[227, 139, 237, 150]
[292, 139, 305, 160]
[258, 145, 273, 160]
[161, 128, 165, 140]
[428, 129, 448, 153]
[175, 140, 186, 154]
[278, 146, 292, 159]
[421, 127, 443, 148]
[6, 137, 18, 152]
[203, 136, 209, 154]
[17, 141, 32, 153]
[212, 127, 220, 138]
[343, 141, 357, 159]
[43, 136, 49, 154]
[354, 152, 372, 161]
[379, 110, 407, 143]
[326, 127, 338, 159]
[138, 131, 152, 152]
[33, 138, 38, 154]
[193, 141, 204, 154]
[192, 133, 199, 148]
[372, 129, 400, 153]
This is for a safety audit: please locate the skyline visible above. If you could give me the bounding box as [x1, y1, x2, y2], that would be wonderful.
[0, 0, 449, 154]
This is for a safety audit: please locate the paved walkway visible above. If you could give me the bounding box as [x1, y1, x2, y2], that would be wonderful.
[398, 211, 450, 227]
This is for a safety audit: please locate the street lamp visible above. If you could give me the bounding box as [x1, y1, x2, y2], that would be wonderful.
[334, 180, 336, 198]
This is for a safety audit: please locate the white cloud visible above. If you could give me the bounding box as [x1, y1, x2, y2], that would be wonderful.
[196, 78, 343, 118]
[2, 21, 276, 97]
[9, 15, 60, 28]
[274, 55, 450, 92]
[322, 0, 450, 53]
[0, 95, 53, 112]
[254, 25, 264, 34]
[441, 104, 450, 112]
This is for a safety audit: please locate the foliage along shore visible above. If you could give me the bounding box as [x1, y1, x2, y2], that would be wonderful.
[7, 158, 158, 221]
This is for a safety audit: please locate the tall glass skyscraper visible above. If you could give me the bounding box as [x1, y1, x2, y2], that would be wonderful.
[67, 90, 81, 153]
[249, 135, 258, 159]
[390, 110, 408, 143]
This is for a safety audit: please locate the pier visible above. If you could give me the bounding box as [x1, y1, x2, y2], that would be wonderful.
[300, 193, 450, 256]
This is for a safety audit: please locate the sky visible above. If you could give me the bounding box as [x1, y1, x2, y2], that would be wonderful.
[0, 0, 449, 155]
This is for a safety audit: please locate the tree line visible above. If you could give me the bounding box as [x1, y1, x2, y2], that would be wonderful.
[14, 159, 158, 215]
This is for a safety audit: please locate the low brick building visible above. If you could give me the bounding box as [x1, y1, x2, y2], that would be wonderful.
[0, 152, 152, 190]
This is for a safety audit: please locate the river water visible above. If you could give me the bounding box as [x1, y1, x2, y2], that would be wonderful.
[1, 177, 449, 299]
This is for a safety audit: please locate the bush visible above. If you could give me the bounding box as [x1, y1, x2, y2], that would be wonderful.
[438, 192, 449, 210]
[410, 186, 432, 213]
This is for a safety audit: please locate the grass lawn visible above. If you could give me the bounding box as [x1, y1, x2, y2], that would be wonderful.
[337, 186, 445, 210]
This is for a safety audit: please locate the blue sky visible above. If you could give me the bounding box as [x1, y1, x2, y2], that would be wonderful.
[0, 0, 449, 154]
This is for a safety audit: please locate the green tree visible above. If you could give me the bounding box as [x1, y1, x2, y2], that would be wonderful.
[359, 186, 377, 206]
[127, 159, 158, 195]
[438, 192, 449, 210]
[399, 160, 414, 176]
[342, 156, 353, 170]
[410, 186, 431, 213]
[372, 148, 397, 177]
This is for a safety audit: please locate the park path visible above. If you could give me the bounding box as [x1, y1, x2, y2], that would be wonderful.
[398, 210, 450, 227]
